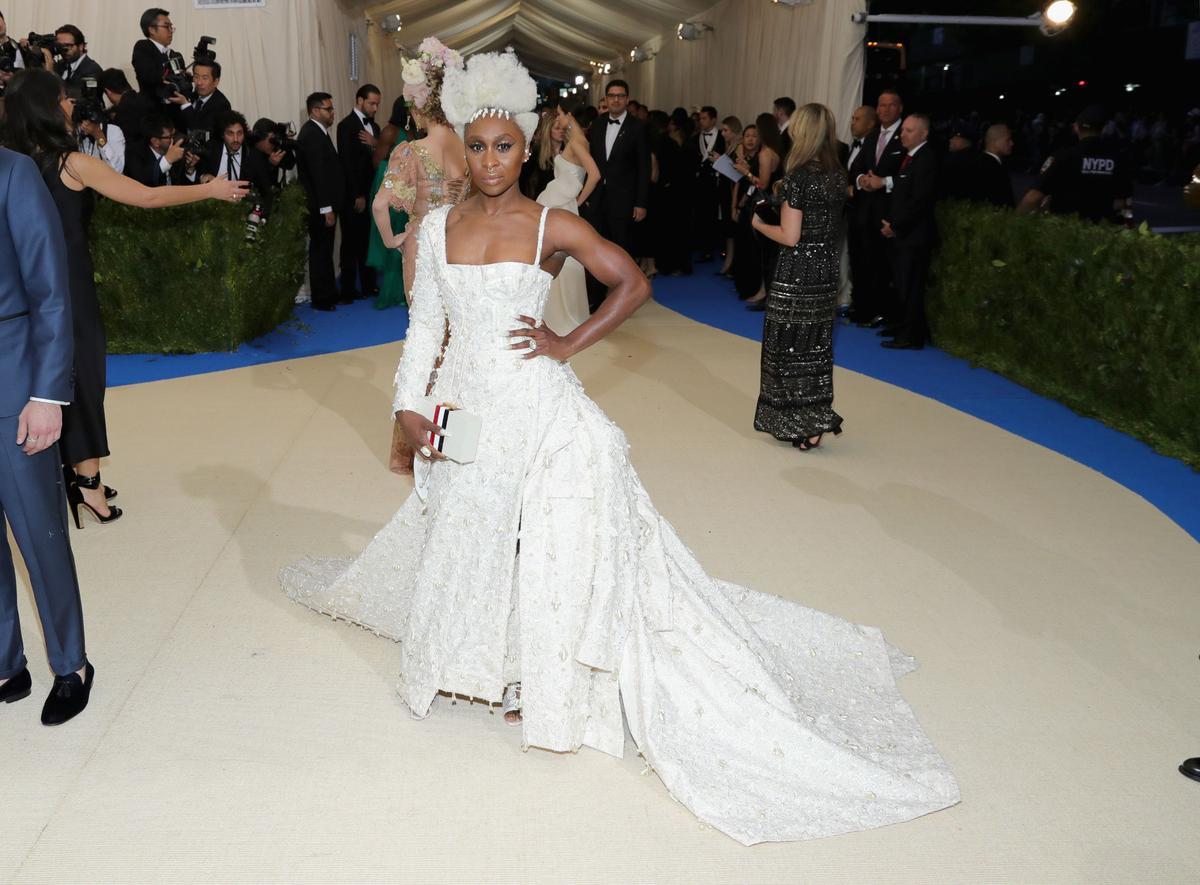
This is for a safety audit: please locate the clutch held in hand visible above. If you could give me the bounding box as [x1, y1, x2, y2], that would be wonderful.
[416, 398, 482, 463]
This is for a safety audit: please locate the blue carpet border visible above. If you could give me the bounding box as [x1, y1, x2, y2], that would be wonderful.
[108, 271, 1199, 543]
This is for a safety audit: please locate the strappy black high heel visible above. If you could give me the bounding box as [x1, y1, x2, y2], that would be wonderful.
[67, 472, 123, 528]
[63, 466, 117, 501]
[793, 425, 843, 451]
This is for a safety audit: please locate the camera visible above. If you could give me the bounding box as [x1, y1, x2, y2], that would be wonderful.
[181, 128, 210, 156]
[156, 54, 190, 102]
[25, 32, 69, 68]
[0, 40, 17, 73]
[72, 77, 108, 129]
[248, 120, 299, 153]
[192, 36, 217, 66]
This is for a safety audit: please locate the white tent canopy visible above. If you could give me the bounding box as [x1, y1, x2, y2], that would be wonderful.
[3, 0, 864, 137]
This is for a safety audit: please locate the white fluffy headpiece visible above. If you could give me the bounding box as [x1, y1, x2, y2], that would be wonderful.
[441, 48, 539, 143]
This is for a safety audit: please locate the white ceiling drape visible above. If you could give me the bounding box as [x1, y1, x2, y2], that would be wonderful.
[2, 0, 865, 143]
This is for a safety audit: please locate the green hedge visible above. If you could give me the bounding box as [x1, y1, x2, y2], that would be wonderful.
[92, 183, 308, 353]
[929, 202, 1200, 468]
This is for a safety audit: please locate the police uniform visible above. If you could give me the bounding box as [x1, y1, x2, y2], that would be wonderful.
[1035, 135, 1132, 223]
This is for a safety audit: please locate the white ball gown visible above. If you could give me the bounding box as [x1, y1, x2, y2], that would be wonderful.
[281, 205, 959, 845]
[534, 154, 590, 335]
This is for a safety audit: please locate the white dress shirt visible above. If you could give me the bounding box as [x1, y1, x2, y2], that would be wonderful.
[604, 110, 627, 160]
[80, 123, 125, 173]
[699, 127, 717, 160]
[217, 145, 243, 180]
[61, 55, 86, 80]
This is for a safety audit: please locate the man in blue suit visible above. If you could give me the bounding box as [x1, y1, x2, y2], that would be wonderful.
[0, 147, 94, 725]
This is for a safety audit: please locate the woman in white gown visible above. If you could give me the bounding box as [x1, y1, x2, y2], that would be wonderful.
[281, 50, 959, 846]
[533, 106, 599, 335]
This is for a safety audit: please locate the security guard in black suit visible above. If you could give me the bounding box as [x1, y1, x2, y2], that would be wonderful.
[1018, 106, 1132, 223]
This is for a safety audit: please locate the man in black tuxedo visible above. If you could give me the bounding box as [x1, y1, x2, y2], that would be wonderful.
[131, 7, 185, 115]
[978, 124, 1015, 208]
[848, 89, 907, 328]
[0, 147, 94, 725]
[685, 105, 726, 262]
[584, 78, 650, 310]
[843, 104, 877, 322]
[336, 84, 382, 300]
[296, 92, 345, 311]
[880, 114, 939, 350]
[53, 25, 102, 84]
[124, 114, 196, 186]
[773, 96, 796, 160]
[199, 111, 272, 196]
[100, 68, 150, 141]
[172, 60, 230, 138]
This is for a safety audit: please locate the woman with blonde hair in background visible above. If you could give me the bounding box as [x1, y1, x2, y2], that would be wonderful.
[533, 105, 600, 334]
[751, 102, 848, 450]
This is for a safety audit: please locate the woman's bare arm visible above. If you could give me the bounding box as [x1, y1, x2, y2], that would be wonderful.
[67, 153, 245, 208]
[512, 210, 650, 361]
[752, 203, 802, 247]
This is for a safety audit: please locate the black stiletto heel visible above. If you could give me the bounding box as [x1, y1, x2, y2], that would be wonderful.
[68, 473, 123, 528]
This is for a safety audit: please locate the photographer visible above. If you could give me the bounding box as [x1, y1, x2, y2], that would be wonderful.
[54, 26, 102, 83]
[131, 8, 185, 109]
[250, 117, 297, 190]
[99, 68, 149, 142]
[64, 80, 125, 173]
[172, 59, 229, 136]
[125, 114, 201, 186]
[0, 11, 26, 95]
[200, 110, 272, 200]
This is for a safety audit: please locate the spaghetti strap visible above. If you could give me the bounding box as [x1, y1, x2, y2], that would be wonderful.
[533, 206, 549, 266]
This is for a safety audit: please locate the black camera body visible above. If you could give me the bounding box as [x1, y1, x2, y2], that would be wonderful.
[72, 77, 108, 129]
[248, 120, 299, 154]
[25, 32, 70, 69]
[181, 128, 210, 157]
[0, 40, 18, 73]
[192, 36, 217, 66]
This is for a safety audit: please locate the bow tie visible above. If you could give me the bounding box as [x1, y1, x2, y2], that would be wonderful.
[852, 139, 863, 149]
[607, 117, 622, 125]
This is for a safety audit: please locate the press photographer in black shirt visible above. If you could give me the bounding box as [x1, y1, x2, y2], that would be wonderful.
[199, 110, 273, 201]
[249, 116, 297, 191]
[125, 113, 200, 186]
[171, 59, 229, 135]
[131, 7, 185, 107]
[99, 68, 150, 142]
[53, 25, 102, 83]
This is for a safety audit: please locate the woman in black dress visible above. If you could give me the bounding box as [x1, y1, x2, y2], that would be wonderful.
[2, 70, 247, 524]
[750, 103, 847, 450]
[742, 113, 784, 310]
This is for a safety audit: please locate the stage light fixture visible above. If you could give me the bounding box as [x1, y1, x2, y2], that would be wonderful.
[574, 74, 585, 85]
[677, 22, 712, 41]
[630, 46, 653, 62]
[379, 13, 402, 33]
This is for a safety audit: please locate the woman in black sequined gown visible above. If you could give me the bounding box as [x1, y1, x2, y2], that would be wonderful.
[750, 104, 848, 449]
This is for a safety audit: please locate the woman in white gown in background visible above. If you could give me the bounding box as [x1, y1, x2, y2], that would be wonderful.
[281, 50, 959, 846]
[533, 106, 599, 335]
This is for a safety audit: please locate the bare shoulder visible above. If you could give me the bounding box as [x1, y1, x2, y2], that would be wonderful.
[543, 206, 594, 248]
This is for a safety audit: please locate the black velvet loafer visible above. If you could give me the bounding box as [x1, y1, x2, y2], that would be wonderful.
[1, 667, 32, 704]
[41, 661, 94, 726]
[1180, 758, 1200, 783]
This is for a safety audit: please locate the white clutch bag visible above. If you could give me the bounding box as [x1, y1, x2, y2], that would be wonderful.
[415, 398, 482, 464]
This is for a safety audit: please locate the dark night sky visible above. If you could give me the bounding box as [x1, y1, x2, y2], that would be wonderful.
[861, 1, 1198, 118]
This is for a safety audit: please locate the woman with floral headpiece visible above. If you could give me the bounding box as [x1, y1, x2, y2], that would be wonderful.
[370, 37, 470, 300]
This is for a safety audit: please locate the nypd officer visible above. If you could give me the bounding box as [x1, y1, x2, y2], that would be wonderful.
[1018, 105, 1132, 223]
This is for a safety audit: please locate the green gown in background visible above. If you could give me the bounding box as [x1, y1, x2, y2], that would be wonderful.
[367, 130, 410, 310]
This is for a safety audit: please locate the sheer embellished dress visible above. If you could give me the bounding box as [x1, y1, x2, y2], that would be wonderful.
[281, 205, 958, 845]
[381, 140, 470, 299]
[754, 165, 848, 442]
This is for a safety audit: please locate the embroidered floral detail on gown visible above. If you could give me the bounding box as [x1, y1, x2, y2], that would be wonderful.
[281, 205, 959, 845]
[535, 154, 589, 336]
[381, 141, 470, 297]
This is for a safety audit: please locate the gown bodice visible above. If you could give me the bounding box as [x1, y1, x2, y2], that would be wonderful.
[536, 154, 586, 212]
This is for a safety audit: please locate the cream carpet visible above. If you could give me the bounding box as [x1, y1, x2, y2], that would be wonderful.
[5, 301, 1198, 883]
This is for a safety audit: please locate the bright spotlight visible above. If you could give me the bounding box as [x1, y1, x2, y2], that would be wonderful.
[574, 74, 585, 85]
[1124, 82, 1140, 93]
[1040, 1, 1076, 35]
